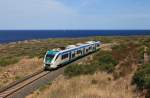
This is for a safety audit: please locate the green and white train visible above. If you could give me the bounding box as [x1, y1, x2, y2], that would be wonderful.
[43, 41, 101, 70]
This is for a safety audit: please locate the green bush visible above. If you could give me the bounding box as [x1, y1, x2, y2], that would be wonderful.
[0, 57, 19, 67]
[147, 47, 150, 55]
[112, 44, 128, 60]
[64, 51, 118, 77]
[132, 64, 150, 90]
[98, 53, 118, 72]
[138, 46, 145, 59]
[64, 64, 97, 77]
[112, 44, 127, 52]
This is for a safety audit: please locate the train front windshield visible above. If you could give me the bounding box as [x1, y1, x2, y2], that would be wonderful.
[45, 54, 55, 63]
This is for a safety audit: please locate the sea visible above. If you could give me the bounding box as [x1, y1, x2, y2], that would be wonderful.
[0, 30, 150, 43]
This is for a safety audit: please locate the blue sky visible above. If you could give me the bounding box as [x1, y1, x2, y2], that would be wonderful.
[0, 0, 150, 29]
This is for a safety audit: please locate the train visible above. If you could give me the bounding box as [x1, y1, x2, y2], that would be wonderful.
[43, 41, 101, 70]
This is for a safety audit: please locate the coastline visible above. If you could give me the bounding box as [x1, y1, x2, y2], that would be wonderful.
[0, 30, 150, 44]
[1, 35, 150, 45]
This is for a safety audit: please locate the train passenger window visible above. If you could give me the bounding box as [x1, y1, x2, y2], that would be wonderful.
[86, 49, 88, 52]
[89, 46, 92, 50]
[72, 53, 75, 58]
[77, 50, 81, 54]
[93, 47, 95, 49]
[62, 53, 68, 59]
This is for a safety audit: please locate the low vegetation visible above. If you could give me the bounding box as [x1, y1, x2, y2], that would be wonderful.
[0, 57, 20, 67]
[97, 52, 118, 72]
[132, 64, 150, 94]
[64, 40, 144, 78]
[111, 44, 128, 60]
[26, 72, 136, 98]
[64, 50, 119, 77]
[0, 36, 149, 67]
[0, 36, 150, 98]
[64, 64, 97, 77]
[0, 57, 42, 88]
[0, 38, 82, 67]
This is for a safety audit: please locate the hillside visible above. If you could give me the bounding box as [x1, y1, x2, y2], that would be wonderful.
[0, 36, 150, 98]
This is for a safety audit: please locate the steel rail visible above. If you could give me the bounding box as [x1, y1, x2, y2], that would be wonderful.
[0, 70, 50, 98]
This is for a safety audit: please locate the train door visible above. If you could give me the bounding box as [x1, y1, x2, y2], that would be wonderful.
[94, 44, 96, 51]
[69, 51, 71, 61]
[83, 48, 85, 55]
[71, 51, 75, 59]
[80, 48, 83, 55]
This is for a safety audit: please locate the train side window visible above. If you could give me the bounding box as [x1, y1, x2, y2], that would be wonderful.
[93, 46, 95, 49]
[61, 55, 64, 59]
[62, 53, 68, 59]
[77, 50, 81, 54]
[86, 49, 88, 52]
[89, 46, 92, 50]
[72, 53, 75, 58]
[77, 50, 79, 54]
[65, 54, 68, 58]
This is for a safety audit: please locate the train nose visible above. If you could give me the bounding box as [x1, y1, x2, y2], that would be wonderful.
[44, 63, 50, 67]
[44, 63, 51, 70]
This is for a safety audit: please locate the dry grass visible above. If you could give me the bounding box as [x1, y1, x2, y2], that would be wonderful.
[26, 71, 136, 98]
[1, 36, 150, 97]
[0, 57, 42, 88]
[26, 41, 140, 98]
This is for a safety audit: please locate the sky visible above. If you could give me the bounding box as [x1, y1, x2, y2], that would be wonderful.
[0, 0, 150, 30]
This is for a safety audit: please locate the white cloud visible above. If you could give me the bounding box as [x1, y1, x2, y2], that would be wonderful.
[0, 0, 150, 29]
[0, 0, 78, 29]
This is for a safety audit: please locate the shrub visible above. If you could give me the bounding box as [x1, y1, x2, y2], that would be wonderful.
[15, 76, 22, 80]
[132, 64, 150, 90]
[138, 46, 145, 60]
[112, 44, 128, 60]
[98, 53, 118, 72]
[64, 64, 97, 77]
[112, 44, 127, 52]
[64, 51, 118, 77]
[64, 64, 82, 77]
[0, 57, 19, 67]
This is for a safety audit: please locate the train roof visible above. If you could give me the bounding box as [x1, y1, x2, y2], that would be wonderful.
[59, 41, 100, 53]
[46, 41, 100, 55]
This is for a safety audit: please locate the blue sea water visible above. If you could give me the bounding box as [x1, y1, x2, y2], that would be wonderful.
[0, 30, 150, 43]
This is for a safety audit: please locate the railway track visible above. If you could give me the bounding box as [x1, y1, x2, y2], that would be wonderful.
[0, 69, 50, 98]
[0, 50, 98, 98]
